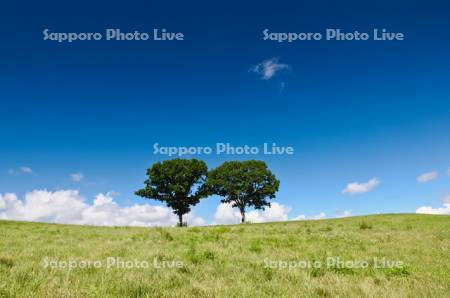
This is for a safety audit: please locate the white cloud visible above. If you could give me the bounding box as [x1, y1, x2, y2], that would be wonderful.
[292, 212, 327, 220]
[342, 178, 380, 195]
[416, 194, 450, 215]
[293, 214, 306, 220]
[213, 202, 291, 224]
[417, 171, 438, 183]
[250, 57, 290, 80]
[8, 167, 33, 176]
[185, 213, 207, 226]
[213, 203, 241, 224]
[247, 203, 291, 223]
[336, 210, 352, 218]
[416, 203, 450, 215]
[311, 212, 327, 220]
[0, 190, 205, 227]
[70, 173, 84, 182]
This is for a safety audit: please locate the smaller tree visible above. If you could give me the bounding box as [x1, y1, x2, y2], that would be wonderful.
[135, 158, 208, 227]
[207, 160, 280, 223]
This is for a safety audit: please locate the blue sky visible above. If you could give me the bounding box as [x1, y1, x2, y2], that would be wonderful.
[1, 0, 450, 225]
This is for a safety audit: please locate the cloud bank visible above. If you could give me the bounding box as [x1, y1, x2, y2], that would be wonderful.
[0, 190, 205, 227]
[213, 203, 336, 224]
[416, 203, 450, 215]
[416, 195, 450, 215]
[0, 190, 354, 227]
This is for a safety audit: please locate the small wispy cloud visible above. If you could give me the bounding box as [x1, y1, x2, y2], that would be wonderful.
[8, 167, 33, 176]
[250, 57, 290, 80]
[70, 173, 84, 182]
[417, 171, 438, 183]
[342, 178, 380, 195]
[19, 167, 32, 174]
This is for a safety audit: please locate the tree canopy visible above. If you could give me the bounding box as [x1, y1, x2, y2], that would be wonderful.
[207, 160, 280, 223]
[135, 158, 208, 226]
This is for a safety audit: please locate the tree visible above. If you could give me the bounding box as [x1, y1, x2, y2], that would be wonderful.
[135, 158, 208, 227]
[207, 160, 280, 223]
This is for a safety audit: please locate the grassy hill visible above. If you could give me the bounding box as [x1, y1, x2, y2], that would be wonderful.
[0, 214, 449, 297]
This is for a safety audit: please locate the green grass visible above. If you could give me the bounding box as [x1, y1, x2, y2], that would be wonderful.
[0, 214, 449, 297]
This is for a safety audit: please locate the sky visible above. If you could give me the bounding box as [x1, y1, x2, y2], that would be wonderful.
[1, 0, 450, 226]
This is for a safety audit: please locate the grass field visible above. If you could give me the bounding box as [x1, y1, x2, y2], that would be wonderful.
[0, 214, 449, 297]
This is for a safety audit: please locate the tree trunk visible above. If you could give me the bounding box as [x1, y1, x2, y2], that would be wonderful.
[240, 207, 246, 223]
[178, 213, 183, 227]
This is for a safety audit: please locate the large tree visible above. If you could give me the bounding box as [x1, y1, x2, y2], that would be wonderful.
[135, 158, 208, 227]
[207, 160, 280, 223]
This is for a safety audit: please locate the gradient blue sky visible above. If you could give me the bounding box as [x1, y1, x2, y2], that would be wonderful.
[1, 0, 450, 223]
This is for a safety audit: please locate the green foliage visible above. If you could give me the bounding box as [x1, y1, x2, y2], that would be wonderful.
[384, 265, 411, 278]
[207, 160, 280, 223]
[135, 158, 208, 226]
[319, 226, 333, 232]
[130, 233, 150, 242]
[261, 266, 273, 281]
[186, 247, 216, 264]
[213, 226, 230, 234]
[359, 221, 373, 230]
[310, 267, 326, 278]
[329, 265, 355, 275]
[248, 239, 263, 253]
[0, 257, 14, 269]
[155, 227, 174, 241]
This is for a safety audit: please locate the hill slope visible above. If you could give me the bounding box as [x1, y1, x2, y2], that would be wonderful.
[0, 214, 449, 297]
